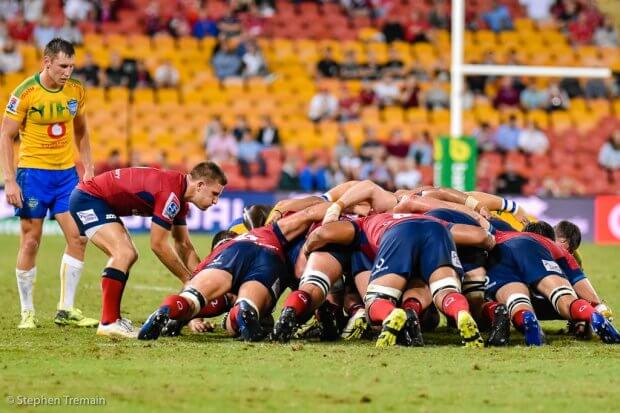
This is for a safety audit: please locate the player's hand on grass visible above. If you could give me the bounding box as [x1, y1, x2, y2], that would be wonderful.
[4, 179, 23, 208]
[188, 318, 215, 333]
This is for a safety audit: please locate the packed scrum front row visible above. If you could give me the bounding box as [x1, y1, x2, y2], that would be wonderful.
[73, 164, 613, 347]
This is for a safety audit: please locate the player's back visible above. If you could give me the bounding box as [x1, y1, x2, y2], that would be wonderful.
[78, 167, 187, 217]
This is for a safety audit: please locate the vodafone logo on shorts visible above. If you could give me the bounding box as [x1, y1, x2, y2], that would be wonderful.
[595, 196, 620, 244]
[47, 122, 66, 139]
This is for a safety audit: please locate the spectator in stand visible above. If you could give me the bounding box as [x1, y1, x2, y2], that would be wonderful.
[256, 115, 280, 147]
[218, 9, 242, 38]
[405, 9, 430, 43]
[327, 158, 347, 187]
[242, 6, 266, 37]
[408, 130, 433, 166]
[105, 52, 130, 87]
[237, 130, 266, 178]
[0, 39, 21, 74]
[33, 15, 56, 50]
[168, 11, 191, 37]
[519, 0, 555, 23]
[472, 122, 496, 152]
[568, 11, 594, 45]
[594, 16, 618, 48]
[23, 0, 44, 23]
[554, 0, 582, 24]
[494, 114, 521, 152]
[338, 84, 360, 122]
[299, 156, 329, 191]
[278, 155, 300, 190]
[192, 9, 219, 39]
[476, 157, 496, 193]
[95, 149, 126, 175]
[429, 1, 449, 29]
[400, 76, 421, 109]
[381, 17, 405, 43]
[538, 176, 561, 197]
[520, 81, 548, 110]
[598, 130, 620, 170]
[494, 77, 520, 109]
[242, 42, 268, 77]
[385, 128, 409, 159]
[205, 116, 223, 140]
[205, 125, 238, 163]
[232, 115, 250, 141]
[374, 74, 401, 107]
[316, 47, 340, 78]
[154, 59, 180, 88]
[483, 0, 513, 33]
[496, 161, 527, 195]
[308, 86, 339, 122]
[339, 50, 361, 80]
[584, 75, 608, 99]
[422, 77, 449, 110]
[133, 60, 155, 89]
[358, 80, 376, 106]
[556, 176, 585, 197]
[64, 0, 93, 21]
[545, 82, 570, 111]
[212, 39, 243, 79]
[560, 77, 584, 98]
[359, 126, 385, 161]
[8, 12, 33, 42]
[394, 158, 422, 189]
[57, 19, 83, 45]
[333, 128, 356, 165]
[73, 52, 102, 87]
[518, 121, 549, 155]
[359, 155, 393, 190]
[382, 47, 405, 78]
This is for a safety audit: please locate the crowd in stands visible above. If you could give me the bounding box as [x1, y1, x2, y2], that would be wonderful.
[0, 0, 619, 194]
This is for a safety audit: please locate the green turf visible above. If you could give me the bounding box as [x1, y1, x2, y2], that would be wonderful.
[1, 234, 619, 413]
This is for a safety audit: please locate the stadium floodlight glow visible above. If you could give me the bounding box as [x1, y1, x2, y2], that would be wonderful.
[449, 0, 613, 138]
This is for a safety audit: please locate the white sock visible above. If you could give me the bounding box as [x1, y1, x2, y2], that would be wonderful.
[16, 267, 36, 313]
[59, 254, 84, 311]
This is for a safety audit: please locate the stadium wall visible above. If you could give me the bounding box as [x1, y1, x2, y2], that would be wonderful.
[0, 189, 618, 244]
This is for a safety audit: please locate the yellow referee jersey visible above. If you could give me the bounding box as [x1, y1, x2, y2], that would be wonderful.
[5, 73, 85, 170]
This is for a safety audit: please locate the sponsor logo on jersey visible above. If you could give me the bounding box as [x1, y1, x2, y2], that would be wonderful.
[113, 169, 121, 179]
[77, 209, 99, 225]
[371, 258, 389, 276]
[162, 192, 181, 220]
[6, 95, 19, 114]
[105, 214, 117, 220]
[47, 122, 66, 138]
[67, 99, 78, 116]
[542, 259, 562, 274]
[27, 197, 39, 209]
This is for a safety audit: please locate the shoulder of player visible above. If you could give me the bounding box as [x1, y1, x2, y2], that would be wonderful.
[11, 75, 38, 98]
[65, 77, 83, 88]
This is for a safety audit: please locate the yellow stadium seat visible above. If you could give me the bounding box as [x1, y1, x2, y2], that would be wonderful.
[107, 87, 130, 104]
[157, 88, 180, 104]
[131, 88, 155, 104]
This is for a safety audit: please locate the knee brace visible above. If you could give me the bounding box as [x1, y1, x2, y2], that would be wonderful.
[548, 286, 577, 314]
[429, 278, 460, 301]
[300, 270, 331, 298]
[506, 293, 532, 316]
[363, 284, 402, 306]
[179, 287, 206, 318]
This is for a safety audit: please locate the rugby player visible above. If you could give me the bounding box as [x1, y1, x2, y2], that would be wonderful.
[69, 162, 226, 337]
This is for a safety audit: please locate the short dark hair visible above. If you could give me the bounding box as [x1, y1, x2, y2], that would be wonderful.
[211, 230, 237, 251]
[44, 38, 75, 59]
[524, 221, 556, 241]
[554, 220, 582, 252]
[190, 161, 227, 185]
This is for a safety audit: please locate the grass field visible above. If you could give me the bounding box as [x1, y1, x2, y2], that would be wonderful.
[1, 234, 620, 413]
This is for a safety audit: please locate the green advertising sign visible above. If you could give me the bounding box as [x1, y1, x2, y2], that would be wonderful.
[433, 136, 477, 191]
